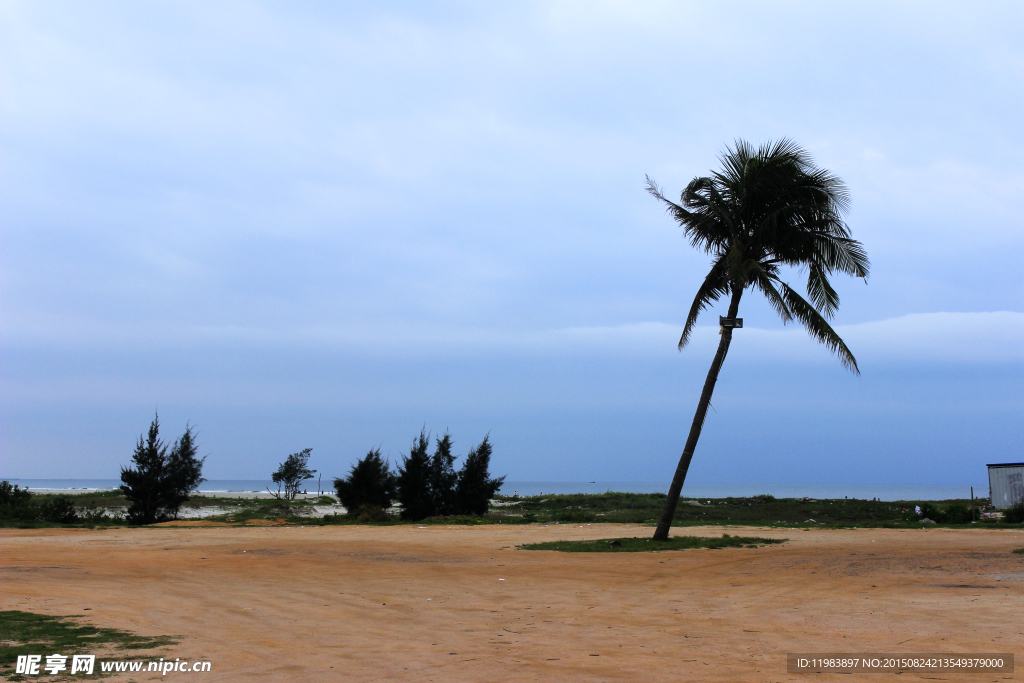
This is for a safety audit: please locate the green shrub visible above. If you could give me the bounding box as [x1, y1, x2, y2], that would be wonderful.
[1004, 499, 1024, 524]
[554, 509, 595, 523]
[39, 496, 78, 524]
[80, 504, 123, 524]
[918, 503, 945, 523]
[942, 503, 973, 524]
[0, 480, 32, 507]
[354, 504, 391, 523]
[334, 448, 396, 512]
[0, 481, 35, 520]
[916, 502, 975, 524]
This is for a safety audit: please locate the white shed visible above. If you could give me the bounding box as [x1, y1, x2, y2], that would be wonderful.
[987, 462, 1024, 509]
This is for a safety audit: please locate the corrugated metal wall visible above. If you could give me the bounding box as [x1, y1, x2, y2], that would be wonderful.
[988, 464, 1024, 509]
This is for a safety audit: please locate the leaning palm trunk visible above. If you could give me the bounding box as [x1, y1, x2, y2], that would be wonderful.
[653, 288, 741, 540]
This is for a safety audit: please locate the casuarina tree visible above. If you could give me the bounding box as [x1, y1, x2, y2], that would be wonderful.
[164, 424, 206, 519]
[646, 139, 869, 541]
[396, 430, 433, 520]
[270, 448, 316, 500]
[456, 435, 505, 516]
[121, 413, 206, 524]
[334, 448, 396, 513]
[121, 415, 168, 524]
[428, 432, 459, 516]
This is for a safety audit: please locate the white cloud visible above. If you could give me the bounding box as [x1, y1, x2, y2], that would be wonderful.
[5, 311, 1020, 368]
[527, 312, 1024, 365]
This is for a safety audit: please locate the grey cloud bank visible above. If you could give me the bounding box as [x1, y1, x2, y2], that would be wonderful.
[2, 2, 1021, 487]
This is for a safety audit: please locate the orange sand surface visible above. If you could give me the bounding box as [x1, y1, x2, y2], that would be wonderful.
[2, 524, 1022, 682]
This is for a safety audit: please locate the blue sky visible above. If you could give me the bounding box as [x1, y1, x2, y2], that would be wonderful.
[2, 1, 1022, 486]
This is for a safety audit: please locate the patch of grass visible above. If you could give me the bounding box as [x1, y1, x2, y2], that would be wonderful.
[27, 491, 129, 508]
[0, 610, 177, 678]
[1013, 548, 1024, 555]
[204, 496, 340, 524]
[519, 533, 787, 552]
[318, 513, 494, 527]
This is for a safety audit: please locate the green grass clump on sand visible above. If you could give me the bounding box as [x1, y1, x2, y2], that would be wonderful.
[0, 611, 177, 678]
[1013, 548, 1024, 555]
[519, 533, 787, 553]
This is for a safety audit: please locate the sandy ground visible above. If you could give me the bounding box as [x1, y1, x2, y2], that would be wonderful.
[2, 524, 1022, 682]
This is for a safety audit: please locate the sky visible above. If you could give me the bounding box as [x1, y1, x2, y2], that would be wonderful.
[2, 1, 1022, 487]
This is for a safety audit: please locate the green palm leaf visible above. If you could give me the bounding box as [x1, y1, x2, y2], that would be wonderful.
[678, 254, 730, 349]
[779, 282, 860, 373]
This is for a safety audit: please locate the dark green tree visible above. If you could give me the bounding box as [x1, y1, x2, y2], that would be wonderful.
[646, 139, 870, 541]
[120, 414, 170, 524]
[0, 480, 32, 508]
[334, 448, 396, 513]
[455, 435, 505, 516]
[429, 432, 459, 516]
[120, 414, 206, 524]
[270, 448, 316, 500]
[396, 429, 433, 520]
[0, 480, 35, 520]
[164, 424, 206, 519]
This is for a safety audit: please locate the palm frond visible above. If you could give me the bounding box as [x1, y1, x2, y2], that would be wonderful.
[749, 264, 792, 323]
[779, 282, 860, 374]
[679, 254, 730, 350]
[644, 175, 674, 206]
[646, 175, 700, 237]
[806, 264, 840, 318]
[648, 138, 868, 368]
[682, 179, 737, 248]
[647, 174, 733, 254]
[806, 231, 870, 279]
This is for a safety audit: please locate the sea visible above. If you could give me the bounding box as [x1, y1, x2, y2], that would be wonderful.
[1, 478, 987, 501]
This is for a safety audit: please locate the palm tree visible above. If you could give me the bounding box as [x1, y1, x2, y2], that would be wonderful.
[646, 139, 869, 541]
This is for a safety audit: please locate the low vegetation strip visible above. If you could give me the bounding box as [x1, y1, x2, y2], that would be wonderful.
[519, 534, 787, 552]
[6, 486, 1017, 529]
[0, 610, 177, 677]
[492, 492, 1002, 528]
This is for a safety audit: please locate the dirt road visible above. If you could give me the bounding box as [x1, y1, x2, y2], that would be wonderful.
[2, 524, 1022, 682]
